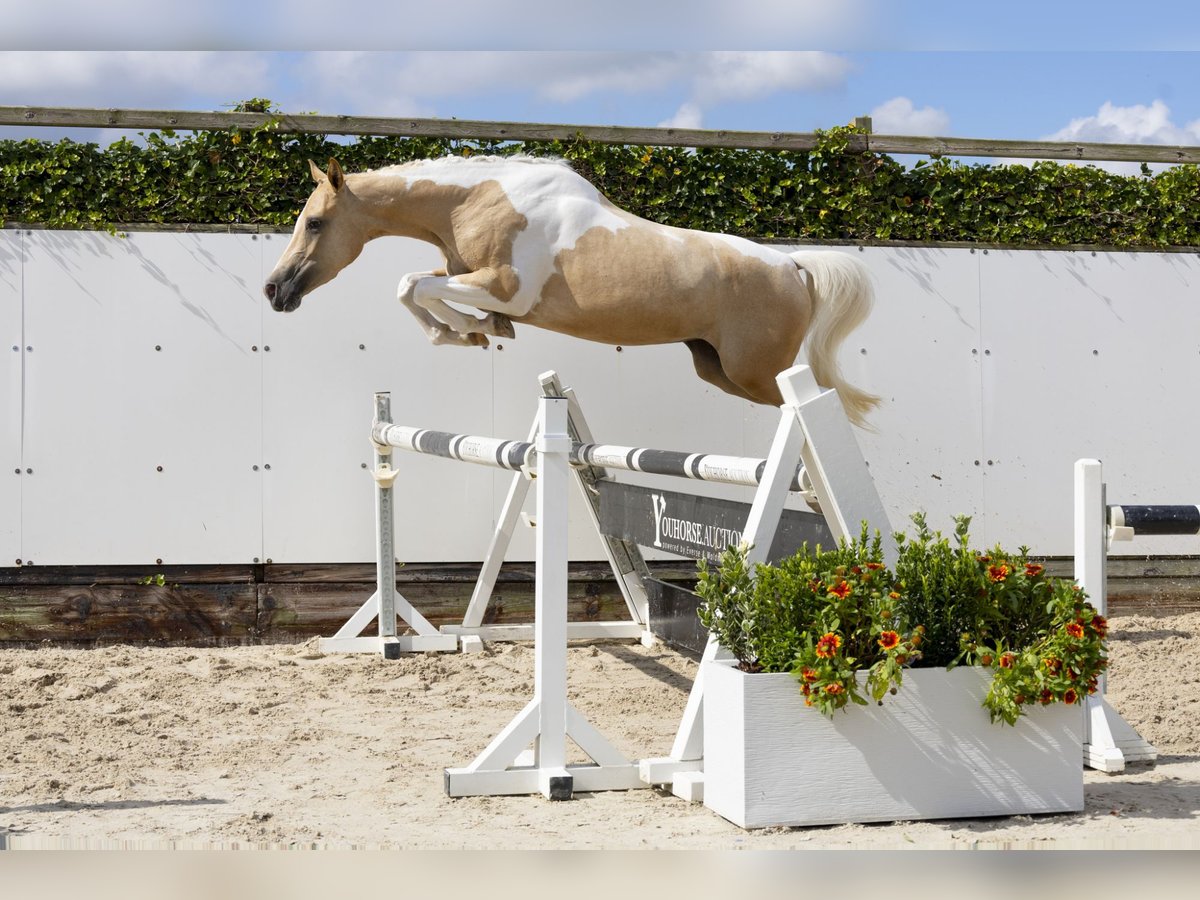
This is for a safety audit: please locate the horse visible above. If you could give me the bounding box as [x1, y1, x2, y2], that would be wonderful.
[264, 155, 879, 425]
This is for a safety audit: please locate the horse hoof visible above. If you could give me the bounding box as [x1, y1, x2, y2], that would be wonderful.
[492, 314, 515, 339]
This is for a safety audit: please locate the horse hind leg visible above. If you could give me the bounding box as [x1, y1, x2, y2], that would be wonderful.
[684, 340, 762, 403]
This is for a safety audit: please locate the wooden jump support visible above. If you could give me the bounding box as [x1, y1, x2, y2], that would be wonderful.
[1074, 459, 1181, 772]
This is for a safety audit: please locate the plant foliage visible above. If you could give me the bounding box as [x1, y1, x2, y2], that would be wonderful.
[3, 101, 1199, 247]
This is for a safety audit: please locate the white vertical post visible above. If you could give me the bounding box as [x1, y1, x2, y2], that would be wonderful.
[534, 396, 572, 799]
[1073, 457, 1157, 772]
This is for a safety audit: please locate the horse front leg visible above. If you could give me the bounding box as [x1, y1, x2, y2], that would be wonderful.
[409, 269, 520, 347]
[397, 270, 490, 347]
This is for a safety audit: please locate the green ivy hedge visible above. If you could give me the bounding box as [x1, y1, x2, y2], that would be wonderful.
[3, 113, 1199, 248]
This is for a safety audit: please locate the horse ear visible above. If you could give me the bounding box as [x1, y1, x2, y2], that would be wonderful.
[327, 158, 345, 192]
[308, 159, 326, 184]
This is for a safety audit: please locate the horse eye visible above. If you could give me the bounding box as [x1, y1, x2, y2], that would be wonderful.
[306, 218, 322, 232]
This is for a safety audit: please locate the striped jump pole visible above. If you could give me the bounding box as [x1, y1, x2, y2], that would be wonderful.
[1074, 459, 1164, 772]
[372, 424, 812, 494]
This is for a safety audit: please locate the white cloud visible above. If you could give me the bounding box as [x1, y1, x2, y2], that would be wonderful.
[0, 51, 269, 107]
[1010, 100, 1200, 175]
[659, 102, 704, 130]
[692, 52, 852, 104]
[870, 97, 950, 135]
[1045, 100, 1200, 145]
[282, 51, 854, 127]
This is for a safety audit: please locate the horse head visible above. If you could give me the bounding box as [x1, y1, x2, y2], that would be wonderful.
[264, 158, 369, 312]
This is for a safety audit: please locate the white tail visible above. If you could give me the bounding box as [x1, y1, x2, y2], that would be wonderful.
[789, 250, 880, 428]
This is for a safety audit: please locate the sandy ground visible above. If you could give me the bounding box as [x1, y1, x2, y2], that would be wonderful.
[1, 611, 1198, 850]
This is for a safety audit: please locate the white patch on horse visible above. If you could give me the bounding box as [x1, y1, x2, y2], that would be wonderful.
[708, 233, 795, 268]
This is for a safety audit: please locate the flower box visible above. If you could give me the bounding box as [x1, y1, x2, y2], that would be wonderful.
[702, 661, 1084, 829]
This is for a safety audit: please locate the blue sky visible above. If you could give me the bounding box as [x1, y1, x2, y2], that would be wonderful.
[3, 1, 1200, 156]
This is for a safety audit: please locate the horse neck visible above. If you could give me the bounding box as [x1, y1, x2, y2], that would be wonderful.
[350, 170, 462, 244]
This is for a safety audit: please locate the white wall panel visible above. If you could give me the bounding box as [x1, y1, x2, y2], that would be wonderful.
[22, 232, 263, 564]
[980, 250, 1200, 556]
[0, 232, 21, 563]
[848, 246, 986, 544]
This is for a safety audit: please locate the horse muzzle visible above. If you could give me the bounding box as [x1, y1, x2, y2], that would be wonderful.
[264, 279, 303, 313]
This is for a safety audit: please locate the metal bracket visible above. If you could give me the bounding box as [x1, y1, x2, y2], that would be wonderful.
[372, 462, 400, 488]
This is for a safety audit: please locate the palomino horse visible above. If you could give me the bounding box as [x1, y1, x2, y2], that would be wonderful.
[264, 155, 878, 425]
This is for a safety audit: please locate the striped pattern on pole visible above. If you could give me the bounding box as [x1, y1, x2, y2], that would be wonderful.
[1109, 504, 1200, 536]
[373, 423, 806, 492]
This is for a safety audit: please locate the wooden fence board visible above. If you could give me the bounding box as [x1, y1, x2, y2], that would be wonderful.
[4, 105, 1200, 163]
[0, 583, 258, 644]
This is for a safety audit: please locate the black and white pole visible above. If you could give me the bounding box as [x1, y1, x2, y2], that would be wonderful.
[1074, 459, 1159, 772]
[375, 392, 399, 657]
[316, 394, 458, 655]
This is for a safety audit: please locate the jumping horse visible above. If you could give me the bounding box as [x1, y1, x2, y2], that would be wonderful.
[264, 155, 878, 425]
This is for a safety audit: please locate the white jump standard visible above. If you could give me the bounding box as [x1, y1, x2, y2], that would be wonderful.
[318, 392, 459, 657]
[1074, 459, 1171, 772]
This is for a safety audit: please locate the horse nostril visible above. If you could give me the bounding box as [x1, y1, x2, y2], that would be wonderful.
[264, 282, 277, 301]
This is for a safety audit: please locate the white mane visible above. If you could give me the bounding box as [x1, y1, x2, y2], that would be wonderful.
[379, 154, 572, 176]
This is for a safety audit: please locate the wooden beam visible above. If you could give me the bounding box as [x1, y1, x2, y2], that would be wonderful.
[4, 104, 1200, 163]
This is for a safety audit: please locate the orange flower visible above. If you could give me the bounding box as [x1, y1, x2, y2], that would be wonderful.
[801, 684, 811, 696]
[980, 653, 994, 666]
[815, 633, 842, 659]
[867, 563, 885, 571]
[895, 654, 907, 665]
[1039, 689, 1054, 705]
[998, 653, 1015, 669]
[977, 555, 991, 564]
[1066, 622, 1085, 640]
[800, 666, 819, 683]
[1063, 688, 1079, 705]
[1042, 657, 1061, 675]
[823, 683, 845, 696]
[828, 580, 853, 599]
[888, 591, 901, 600]
[987, 563, 1011, 583]
[1091, 615, 1109, 638]
[1024, 563, 1044, 577]
[878, 630, 900, 651]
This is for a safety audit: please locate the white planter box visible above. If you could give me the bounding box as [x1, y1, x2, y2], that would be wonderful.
[702, 661, 1084, 829]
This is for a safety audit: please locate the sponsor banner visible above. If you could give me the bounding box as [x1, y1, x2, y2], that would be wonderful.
[597, 480, 834, 563]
